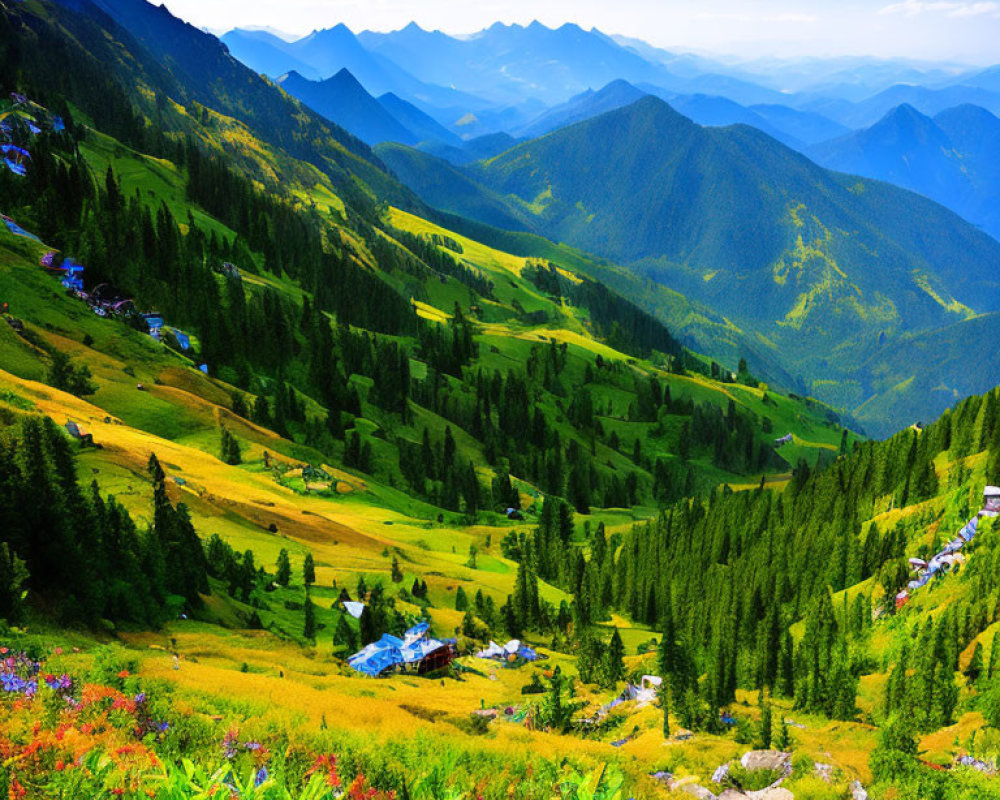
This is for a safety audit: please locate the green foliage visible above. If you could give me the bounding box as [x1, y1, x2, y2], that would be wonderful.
[276, 549, 292, 587]
[46, 350, 96, 397]
[219, 426, 242, 465]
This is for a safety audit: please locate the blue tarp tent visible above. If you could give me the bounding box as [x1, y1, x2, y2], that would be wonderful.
[1, 214, 39, 240]
[404, 622, 430, 642]
[400, 638, 445, 664]
[170, 328, 191, 350]
[348, 633, 405, 677]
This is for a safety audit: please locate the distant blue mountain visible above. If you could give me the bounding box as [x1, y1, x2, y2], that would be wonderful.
[277, 69, 417, 146]
[359, 21, 785, 108]
[801, 83, 1000, 128]
[808, 103, 1000, 240]
[220, 29, 322, 81]
[748, 104, 849, 145]
[417, 132, 522, 166]
[376, 93, 460, 146]
[516, 80, 648, 138]
[222, 26, 486, 115]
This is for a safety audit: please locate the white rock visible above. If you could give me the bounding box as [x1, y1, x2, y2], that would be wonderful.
[849, 781, 868, 800]
[681, 784, 717, 800]
[740, 751, 792, 772]
[747, 789, 793, 800]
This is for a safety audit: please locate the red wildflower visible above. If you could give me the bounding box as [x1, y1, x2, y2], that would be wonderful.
[117, 670, 130, 679]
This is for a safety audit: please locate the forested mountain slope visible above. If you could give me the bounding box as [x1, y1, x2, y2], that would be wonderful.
[381, 96, 1000, 435]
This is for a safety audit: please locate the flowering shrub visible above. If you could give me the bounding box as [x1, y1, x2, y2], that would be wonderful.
[1, 643, 617, 800]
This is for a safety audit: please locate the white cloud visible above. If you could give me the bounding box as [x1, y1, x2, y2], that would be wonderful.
[879, 0, 1000, 16]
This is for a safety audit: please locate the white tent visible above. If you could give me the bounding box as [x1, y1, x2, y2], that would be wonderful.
[343, 601, 365, 619]
[475, 641, 505, 659]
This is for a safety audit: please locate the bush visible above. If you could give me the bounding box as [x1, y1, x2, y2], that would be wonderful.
[88, 644, 139, 686]
[784, 775, 842, 800]
[725, 763, 782, 792]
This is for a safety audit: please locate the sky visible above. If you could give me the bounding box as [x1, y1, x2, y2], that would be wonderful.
[161, 0, 1000, 65]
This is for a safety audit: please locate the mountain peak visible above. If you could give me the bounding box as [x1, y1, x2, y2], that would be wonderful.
[328, 67, 366, 90]
[876, 102, 936, 132]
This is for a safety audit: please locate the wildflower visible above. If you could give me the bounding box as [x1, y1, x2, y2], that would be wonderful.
[117, 670, 130, 679]
[308, 754, 342, 788]
[134, 692, 146, 705]
[255, 767, 269, 787]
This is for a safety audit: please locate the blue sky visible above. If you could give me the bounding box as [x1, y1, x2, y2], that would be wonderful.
[164, 0, 1000, 64]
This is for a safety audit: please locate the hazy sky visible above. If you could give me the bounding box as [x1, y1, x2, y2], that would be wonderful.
[161, 0, 1000, 65]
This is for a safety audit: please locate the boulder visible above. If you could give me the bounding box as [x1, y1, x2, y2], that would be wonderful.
[718, 791, 749, 800]
[681, 784, 717, 800]
[849, 781, 868, 800]
[747, 789, 793, 800]
[813, 763, 834, 782]
[740, 751, 791, 773]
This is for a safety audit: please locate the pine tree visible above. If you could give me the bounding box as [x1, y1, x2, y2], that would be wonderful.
[758, 692, 773, 748]
[391, 555, 403, 583]
[302, 552, 315, 586]
[966, 642, 984, 683]
[303, 589, 316, 640]
[276, 549, 291, 586]
[602, 627, 626, 688]
[219, 426, 242, 465]
[455, 586, 469, 611]
[660, 679, 671, 739]
[774, 717, 791, 751]
[358, 604, 376, 647]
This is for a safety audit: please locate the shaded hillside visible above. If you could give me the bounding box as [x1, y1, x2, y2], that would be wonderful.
[377, 92, 460, 145]
[376, 144, 534, 232]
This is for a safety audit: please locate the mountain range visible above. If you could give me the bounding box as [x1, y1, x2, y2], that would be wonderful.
[21, 0, 1000, 437]
[377, 96, 1000, 433]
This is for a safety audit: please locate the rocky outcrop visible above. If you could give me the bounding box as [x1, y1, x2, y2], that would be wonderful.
[680, 784, 716, 800]
[849, 781, 868, 800]
[747, 789, 793, 800]
[740, 751, 792, 773]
